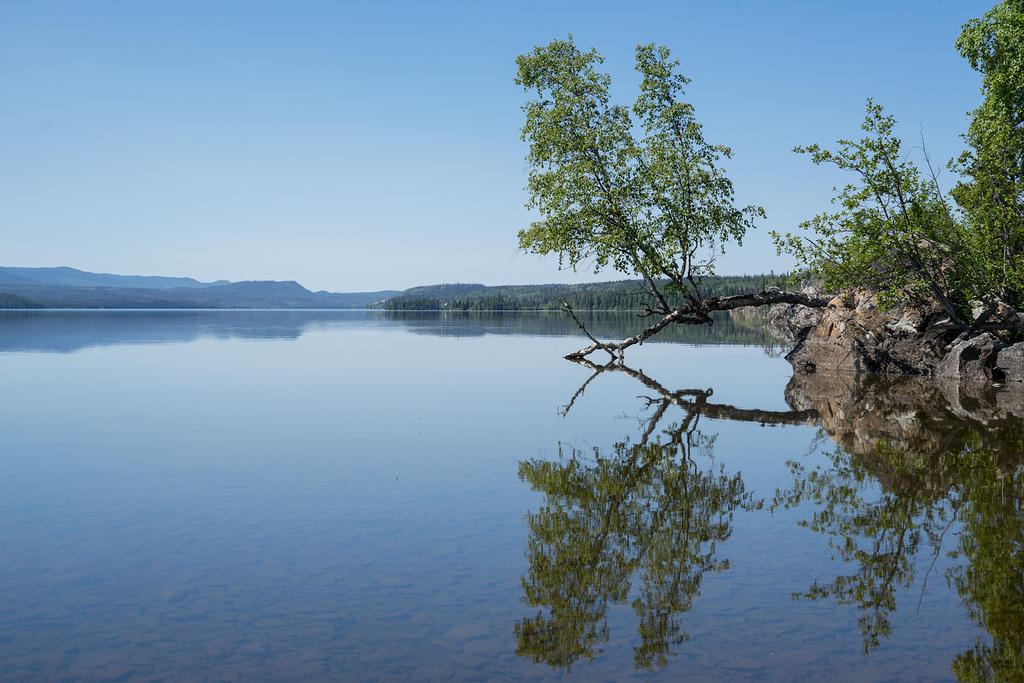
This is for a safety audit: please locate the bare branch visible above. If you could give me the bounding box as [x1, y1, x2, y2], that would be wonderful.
[565, 288, 832, 360]
[563, 300, 618, 360]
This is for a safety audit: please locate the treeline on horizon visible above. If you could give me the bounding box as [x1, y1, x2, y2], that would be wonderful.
[379, 274, 792, 311]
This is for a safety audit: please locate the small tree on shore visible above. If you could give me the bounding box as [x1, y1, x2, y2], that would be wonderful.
[775, 1, 1024, 339]
[772, 101, 969, 323]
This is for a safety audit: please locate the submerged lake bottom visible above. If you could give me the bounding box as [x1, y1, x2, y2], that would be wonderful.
[0, 310, 1021, 681]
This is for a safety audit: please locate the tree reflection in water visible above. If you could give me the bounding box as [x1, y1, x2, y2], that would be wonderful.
[516, 360, 813, 670]
[519, 362, 1024, 679]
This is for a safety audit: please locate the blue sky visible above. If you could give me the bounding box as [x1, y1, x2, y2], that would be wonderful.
[0, 0, 994, 291]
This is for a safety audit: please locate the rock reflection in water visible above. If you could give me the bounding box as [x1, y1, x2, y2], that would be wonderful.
[777, 372, 1024, 681]
[521, 362, 1024, 679]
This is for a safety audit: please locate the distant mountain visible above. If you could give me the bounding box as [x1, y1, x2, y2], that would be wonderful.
[0, 266, 226, 290]
[0, 267, 397, 309]
[166, 281, 397, 308]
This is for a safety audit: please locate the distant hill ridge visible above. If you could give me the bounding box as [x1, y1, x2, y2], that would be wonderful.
[0, 266, 227, 290]
[0, 267, 397, 309]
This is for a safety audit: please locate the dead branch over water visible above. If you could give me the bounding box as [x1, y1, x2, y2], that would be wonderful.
[563, 288, 831, 360]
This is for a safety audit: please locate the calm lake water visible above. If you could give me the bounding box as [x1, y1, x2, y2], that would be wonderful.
[0, 310, 1021, 681]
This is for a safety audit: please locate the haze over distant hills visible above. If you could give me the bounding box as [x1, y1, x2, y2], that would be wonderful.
[0, 266, 228, 290]
[0, 267, 790, 311]
[0, 267, 398, 309]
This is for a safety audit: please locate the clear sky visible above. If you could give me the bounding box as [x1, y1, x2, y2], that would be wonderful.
[0, 0, 995, 292]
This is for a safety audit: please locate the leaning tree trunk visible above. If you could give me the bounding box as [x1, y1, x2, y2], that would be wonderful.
[563, 287, 832, 360]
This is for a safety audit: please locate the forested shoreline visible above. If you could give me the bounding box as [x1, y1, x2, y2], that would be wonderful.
[379, 274, 790, 311]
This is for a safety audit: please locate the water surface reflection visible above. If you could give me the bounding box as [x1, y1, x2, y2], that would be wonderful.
[3, 310, 1021, 679]
[519, 362, 1024, 679]
[0, 309, 775, 353]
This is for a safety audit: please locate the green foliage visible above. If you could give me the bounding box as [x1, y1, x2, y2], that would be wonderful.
[953, 0, 1024, 306]
[515, 38, 763, 309]
[773, 101, 968, 316]
[777, 2, 1024, 321]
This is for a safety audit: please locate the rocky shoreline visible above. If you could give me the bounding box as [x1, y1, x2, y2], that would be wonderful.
[768, 292, 1024, 384]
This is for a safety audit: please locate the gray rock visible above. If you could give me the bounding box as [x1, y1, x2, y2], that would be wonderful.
[996, 343, 1024, 383]
[785, 293, 952, 376]
[766, 303, 824, 346]
[774, 291, 1018, 385]
[936, 333, 1001, 383]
